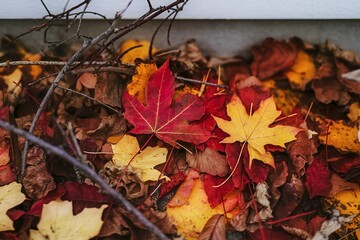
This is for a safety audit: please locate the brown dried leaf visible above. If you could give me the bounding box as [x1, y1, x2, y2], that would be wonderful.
[267, 161, 288, 207]
[0, 141, 10, 166]
[175, 39, 207, 73]
[23, 147, 55, 200]
[99, 206, 130, 237]
[251, 38, 298, 80]
[328, 172, 359, 198]
[311, 78, 351, 105]
[94, 72, 124, 108]
[198, 214, 226, 240]
[186, 148, 230, 177]
[273, 174, 305, 219]
[0, 165, 16, 186]
[76, 73, 97, 91]
[287, 124, 318, 176]
[87, 114, 127, 141]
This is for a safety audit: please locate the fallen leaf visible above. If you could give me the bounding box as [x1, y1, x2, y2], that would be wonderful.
[251, 38, 298, 80]
[249, 228, 294, 240]
[94, 72, 123, 108]
[316, 117, 360, 154]
[166, 178, 226, 240]
[76, 73, 97, 91]
[323, 185, 360, 216]
[2, 68, 22, 104]
[251, 182, 273, 222]
[30, 200, 107, 240]
[123, 59, 210, 146]
[0, 182, 26, 231]
[328, 173, 359, 198]
[347, 102, 360, 123]
[0, 165, 16, 186]
[312, 209, 356, 240]
[213, 94, 300, 168]
[281, 215, 327, 239]
[23, 146, 56, 200]
[287, 123, 318, 176]
[186, 148, 230, 177]
[273, 174, 304, 219]
[175, 39, 207, 72]
[312, 77, 351, 105]
[305, 153, 332, 198]
[112, 134, 168, 182]
[285, 51, 316, 90]
[198, 214, 226, 240]
[267, 161, 288, 208]
[127, 62, 158, 104]
[203, 174, 235, 208]
[119, 39, 156, 64]
[272, 88, 302, 116]
[0, 141, 10, 166]
[167, 170, 199, 207]
[334, 214, 360, 240]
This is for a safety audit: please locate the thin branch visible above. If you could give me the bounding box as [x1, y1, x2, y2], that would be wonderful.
[0, 60, 120, 68]
[175, 76, 229, 89]
[21, 16, 122, 177]
[0, 120, 169, 240]
[55, 83, 120, 113]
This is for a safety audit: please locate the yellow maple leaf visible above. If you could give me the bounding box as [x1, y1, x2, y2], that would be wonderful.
[2, 68, 22, 97]
[167, 178, 227, 240]
[285, 51, 316, 90]
[213, 94, 300, 168]
[0, 182, 26, 231]
[30, 200, 107, 240]
[119, 39, 157, 64]
[127, 63, 158, 104]
[111, 134, 168, 181]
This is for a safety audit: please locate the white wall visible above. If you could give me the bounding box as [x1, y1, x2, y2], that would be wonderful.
[1, 0, 360, 19]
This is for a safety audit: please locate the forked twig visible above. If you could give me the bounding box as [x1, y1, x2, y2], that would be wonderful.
[0, 120, 169, 240]
[21, 15, 122, 177]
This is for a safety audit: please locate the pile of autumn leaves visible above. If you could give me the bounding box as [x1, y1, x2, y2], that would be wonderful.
[0, 37, 359, 240]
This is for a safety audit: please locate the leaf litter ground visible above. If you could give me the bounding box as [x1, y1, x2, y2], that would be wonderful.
[0, 36, 359, 240]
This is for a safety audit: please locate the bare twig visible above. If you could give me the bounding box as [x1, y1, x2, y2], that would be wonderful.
[175, 76, 228, 88]
[55, 83, 120, 113]
[0, 120, 169, 240]
[21, 15, 123, 177]
[0, 60, 119, 67]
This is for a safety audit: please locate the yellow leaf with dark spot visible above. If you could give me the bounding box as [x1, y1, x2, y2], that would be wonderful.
[273, 88, 301, 115]
[119, 39, 157, 64]
[285, 51, 316, 90]
[322, 186, 360, 240]
[127, 63, 157, 104]
[316, 117, 360, 154]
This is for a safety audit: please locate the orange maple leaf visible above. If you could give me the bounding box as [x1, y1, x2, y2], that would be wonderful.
[213, 94, 300, 169]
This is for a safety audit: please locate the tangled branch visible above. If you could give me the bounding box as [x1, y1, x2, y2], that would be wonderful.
[0, 120, 169, 240]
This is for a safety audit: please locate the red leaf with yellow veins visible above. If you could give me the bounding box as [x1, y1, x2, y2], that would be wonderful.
[123, 59, 210, 146]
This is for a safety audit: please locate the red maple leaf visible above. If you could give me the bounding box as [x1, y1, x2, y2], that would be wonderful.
[123, 59, 210, 146]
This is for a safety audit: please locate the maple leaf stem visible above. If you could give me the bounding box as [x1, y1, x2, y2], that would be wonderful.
[273, 113, 298, 123]
[213, 142, 246, 188]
